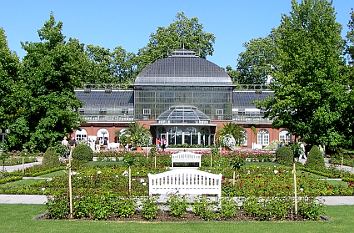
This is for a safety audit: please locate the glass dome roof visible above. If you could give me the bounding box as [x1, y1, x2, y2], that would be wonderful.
[157, 106, 211, 124]
[134, 49, 233, 86]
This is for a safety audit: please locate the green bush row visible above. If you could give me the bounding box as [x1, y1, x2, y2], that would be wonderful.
[47, 194, 323, 221]
[0, 176, 23, 184]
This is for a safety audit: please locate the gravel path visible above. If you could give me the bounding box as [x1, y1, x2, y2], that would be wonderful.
[0, 195, 353, 205]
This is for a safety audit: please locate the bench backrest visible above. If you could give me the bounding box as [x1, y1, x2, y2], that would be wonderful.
[148, 169, 222, 198]
[171, 152, 202, 167]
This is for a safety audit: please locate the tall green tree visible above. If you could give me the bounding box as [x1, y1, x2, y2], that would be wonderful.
[20, 14, 86, 151]
[0, 28, 30, 149]
[84, 45, 115, 84]
[347, 10, 354, 61]
[111, 46, 137, 84]
[137, 12, 215, 71]
[343, 10, 354, 147]
[236, 34, 277, 85]
[260, 0, 347, 152]
[0, 28, 17, 127]
[84, 45, 137, 85]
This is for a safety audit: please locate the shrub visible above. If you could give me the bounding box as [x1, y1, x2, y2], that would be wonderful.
[243, 196, 292, 220]
[276, 146, 294, 166]
[112, 197, 136, 218]
[72, 144, 93, 162]
[73, 194, 112, 220]
[141, 197, 158, 220]
[192, 197, 218, 220]
[167, 195, 188, 217]
[298, 197, 324, 220]
[42, 147, 60, 167]
[220, 198, 238, 218]
[149, 145, 157, 157]
[46, 197, 69, 219]
[305, 145, 325, 170]
[51, 142, 70, 157]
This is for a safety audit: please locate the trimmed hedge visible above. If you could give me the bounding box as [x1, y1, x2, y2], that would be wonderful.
[305, 146, 325, 170]
[72, 144, 93, 162]
[276, 146, 293, 166]
[42, 147, 61, 167]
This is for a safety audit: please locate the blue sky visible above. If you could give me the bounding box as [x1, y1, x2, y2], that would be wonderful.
[0, 0, 352, 68]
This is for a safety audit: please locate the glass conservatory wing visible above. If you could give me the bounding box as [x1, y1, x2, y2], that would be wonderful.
[156, 106, 211, 124]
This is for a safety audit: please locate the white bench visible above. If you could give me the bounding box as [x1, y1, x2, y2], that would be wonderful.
[171, 151, 202, 168]
[148, 169, 222, 199]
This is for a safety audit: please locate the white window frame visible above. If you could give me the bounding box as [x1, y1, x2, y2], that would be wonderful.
[257, 129, 269, 146]
[75, 129, 88, 141]
[216, 109, 223, 115]
[143, 108, 151, 115]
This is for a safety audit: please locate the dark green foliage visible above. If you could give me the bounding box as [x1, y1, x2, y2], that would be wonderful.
[122, 122, 151, 147]
[51, 142, 69, 157]
[192, 197, 218, 220]
[243, 196, 293, 220]
[235, 35, 276, 85]
[259, 0, 349, 150]
[141, 197, 158, 220]
[290, 143, 303, 159]
[305, 145, 325, 170]
[46, 197, 69, 219]
[276, 146, 294, 166]
[42, 147, 60, 167]
[111, 198, 136, 218]
[220, 198, 238, 218]
[137, 12, 215, 71]
[73, 194, 112, 220]
[298, 197, 324, 220]
[19, 14, 85, 152]
[167, 195, 188, 217]
[72, 143, 93, 162]
[123, 154, 135, 167]
[217, 122, 245, 146]
[0, 28, 25, 150]
[230, 156, 245, 170]
[149, 145, 157, 157]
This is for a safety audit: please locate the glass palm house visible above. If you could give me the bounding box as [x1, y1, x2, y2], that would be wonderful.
[134, 49, 233, 146]
[76, 49, 278, 148]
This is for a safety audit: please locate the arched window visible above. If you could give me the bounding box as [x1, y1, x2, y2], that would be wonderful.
[279, 130, 291, 143]
[75, 129, 87, 142]
[97, 128, 109, 145]
[257, 129, 269, 146]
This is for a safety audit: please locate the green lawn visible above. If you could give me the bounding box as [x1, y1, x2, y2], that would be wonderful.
[0, 170, 65, 189]
[1, 205, 353, 233]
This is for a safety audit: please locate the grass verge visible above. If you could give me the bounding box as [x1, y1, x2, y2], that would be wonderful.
[0, 204, 353, 233]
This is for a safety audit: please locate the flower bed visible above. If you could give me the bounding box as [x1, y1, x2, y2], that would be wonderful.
[46, 194, 323, 221]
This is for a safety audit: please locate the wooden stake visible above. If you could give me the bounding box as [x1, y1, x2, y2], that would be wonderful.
[128, 166, 132, 195]
[68, 146, 73, 219]
[22, 157, 25, 175]
[233, 170, 236, 186]
[293, 162, 298, 215]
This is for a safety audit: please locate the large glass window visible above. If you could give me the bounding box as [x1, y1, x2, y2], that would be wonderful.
[156, 126, 214, 146]
[134, 86, 233, 120]
[97, 128, 109, 145]
[257, 129, 269, 146]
